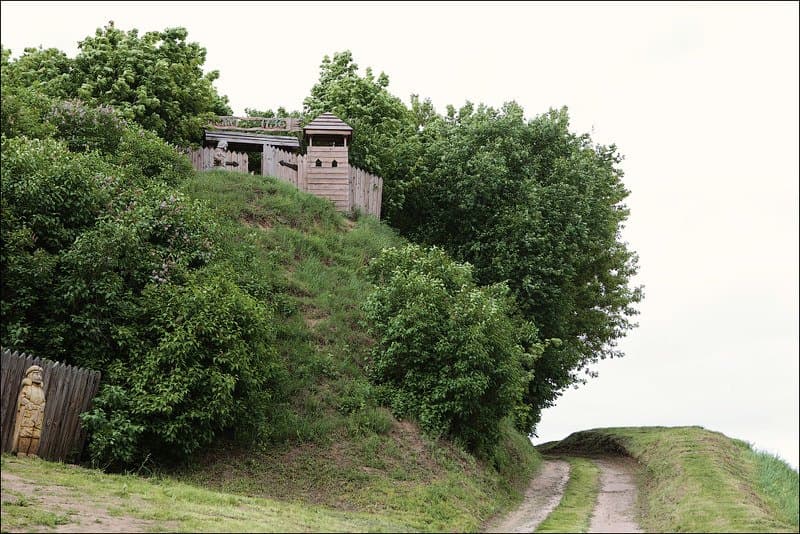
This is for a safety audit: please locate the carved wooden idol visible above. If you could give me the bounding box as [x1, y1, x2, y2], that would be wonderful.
[12, 365, 46, 458]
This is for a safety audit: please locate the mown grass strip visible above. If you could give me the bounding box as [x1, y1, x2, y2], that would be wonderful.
[535, 456, 600, 533]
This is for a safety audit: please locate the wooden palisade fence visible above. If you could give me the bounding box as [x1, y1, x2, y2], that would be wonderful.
[187, 145, 383, 218]
[188, 147, 249, 173]
[1, 348, 101, 462]
[262, 145, 382, 218]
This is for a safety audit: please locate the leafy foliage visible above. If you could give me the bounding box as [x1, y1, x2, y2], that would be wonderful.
[363, 244, 538, 453]
[71, 24, 231, 145]
[398, 103, 642, 432]
[2, 23, 232, 146]
[0, 45, 74, 97]
[81, 267, 281, 467]
[1, 85, 57, 140]
[1, 89, 282, 467]
[1, 136, 117, 350]
[47, 99, 127, 154]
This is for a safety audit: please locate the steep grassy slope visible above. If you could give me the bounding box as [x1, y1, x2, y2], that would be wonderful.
[540, 426, 799, 533]
[169, 170, 542, 531]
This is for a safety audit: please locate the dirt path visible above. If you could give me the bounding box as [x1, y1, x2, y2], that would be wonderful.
[484, 459, 570, 533]
[1, 471, 173, 533]
[588, 456, 643, 533]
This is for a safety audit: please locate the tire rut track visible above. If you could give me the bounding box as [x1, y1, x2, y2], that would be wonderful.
[484, 459, 571, 533]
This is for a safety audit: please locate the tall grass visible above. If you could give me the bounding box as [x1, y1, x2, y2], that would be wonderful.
[748, 448, 799, 528]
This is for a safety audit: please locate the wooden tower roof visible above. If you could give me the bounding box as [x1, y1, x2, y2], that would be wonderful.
[304, 113, 353, 136]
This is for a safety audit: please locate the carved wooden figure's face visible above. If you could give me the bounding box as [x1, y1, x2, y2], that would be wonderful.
[27, 368, 43, 385]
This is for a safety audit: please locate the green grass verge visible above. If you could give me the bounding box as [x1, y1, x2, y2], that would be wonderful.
[1, 454, 412, 532]
[540, 426, 799, 533]
[535, 457, 600, 533]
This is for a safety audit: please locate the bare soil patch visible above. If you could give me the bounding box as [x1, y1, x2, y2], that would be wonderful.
[1, 470, 176, 533]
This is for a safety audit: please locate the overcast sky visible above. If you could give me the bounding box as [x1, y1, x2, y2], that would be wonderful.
[2, 1, 798, 468]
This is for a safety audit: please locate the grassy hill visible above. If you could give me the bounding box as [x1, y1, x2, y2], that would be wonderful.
[2, 169, 541, 531]
[8, 169, 795, 533]
[539, 426, 799, 533]
[168, 170, 540, 530]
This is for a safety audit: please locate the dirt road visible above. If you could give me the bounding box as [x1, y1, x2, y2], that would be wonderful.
[484, 459, 571, 533]
[588, 456, 643, 533]
[485, 455, 643, 533]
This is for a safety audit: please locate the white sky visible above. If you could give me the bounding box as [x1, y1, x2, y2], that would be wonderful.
[2, 1, 798, 468]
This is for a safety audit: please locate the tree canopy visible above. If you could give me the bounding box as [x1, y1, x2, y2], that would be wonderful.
[2, 23, 231, 146]
[397, 103, 642, 431]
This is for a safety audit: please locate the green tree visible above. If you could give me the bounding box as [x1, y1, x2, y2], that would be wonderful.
[399, 103, 642, 433]
[0, 45, 74, 97]
[3, 25, 231, 146]
[363, 244, 538, 453]
[303, 51, 421, 222]
[70, 23, 230, 146]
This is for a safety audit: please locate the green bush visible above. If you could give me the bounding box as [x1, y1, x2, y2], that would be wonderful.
[363, 244, 537, 453]
[110, 126, 194, 187]
[0, 136, 119, 351]
[0, 136, 115, 251]
[78, 386, 144, 468]
[1, 86, 57, 140]
[2, 126, 285, 469]
[57, 186, 217, 368]
[80, 268, 281, 466]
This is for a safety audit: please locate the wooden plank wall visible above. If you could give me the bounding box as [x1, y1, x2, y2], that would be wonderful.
[265, 146, 308, 191]
[349, 167, 383, 219]
[0, 348, 101, 462]
[188, 147, 249, 173]
[248, 146, 383, 218]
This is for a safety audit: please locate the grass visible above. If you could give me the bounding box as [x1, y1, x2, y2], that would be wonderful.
[748, 447, 800, 528]
[171, 170, 543, 531]
[535, 457, 600, 533]
[1, 485, 72, 530]
[1, 454, 412, 532]
[540, 426, 799, 533]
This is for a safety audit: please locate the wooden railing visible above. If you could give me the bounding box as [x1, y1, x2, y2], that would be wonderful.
[207, 116, 302, 132]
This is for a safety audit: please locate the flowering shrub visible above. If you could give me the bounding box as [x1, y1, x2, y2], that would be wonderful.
[48, 99, 126, 154]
